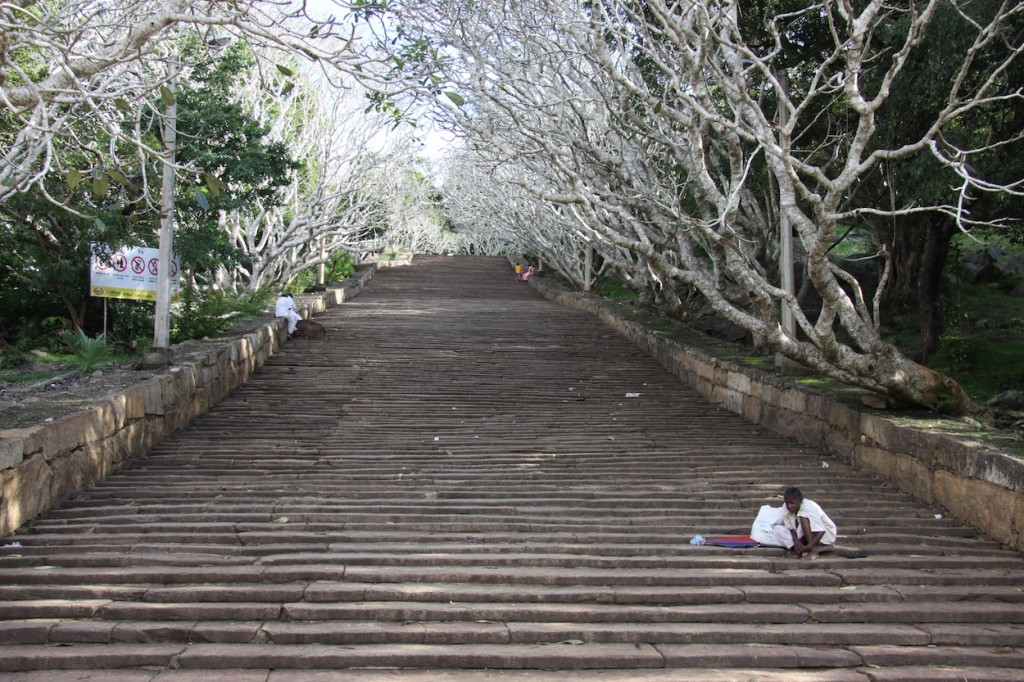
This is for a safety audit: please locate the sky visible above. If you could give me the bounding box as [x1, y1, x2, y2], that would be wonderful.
[302, 0, 459, 174]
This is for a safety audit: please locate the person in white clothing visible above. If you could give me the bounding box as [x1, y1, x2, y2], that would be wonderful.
[772, 487, 837, 560]
[274, 292, 302, 337]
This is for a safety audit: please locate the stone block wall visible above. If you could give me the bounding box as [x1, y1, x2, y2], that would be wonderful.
[532, 278, 1024, 553]
[0, 269, 375, 536]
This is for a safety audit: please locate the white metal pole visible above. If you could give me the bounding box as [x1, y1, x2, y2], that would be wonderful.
[318, 237, 326, 285]
[154, 55, 178, 349]
[584, 245, 593, 292]
[775, 70, 795, 370]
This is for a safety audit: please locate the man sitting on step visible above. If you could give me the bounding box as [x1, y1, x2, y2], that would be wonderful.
[772, 487, 837, 560]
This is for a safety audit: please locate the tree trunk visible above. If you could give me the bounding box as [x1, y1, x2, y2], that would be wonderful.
[883, 351, 975, 415]
[917, 215, 955, 362]
[880, 221, 923, 313]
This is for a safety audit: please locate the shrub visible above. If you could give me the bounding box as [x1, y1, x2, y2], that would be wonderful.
[63, 329, 115, 373]
[287, 251, 356, 294]
[0, 348, 27, 370]
[171, 286, 275, 343]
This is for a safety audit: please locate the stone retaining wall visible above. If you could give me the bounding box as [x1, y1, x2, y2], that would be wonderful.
[531, 278, 1024, 553]
[0, 268, 376, 536]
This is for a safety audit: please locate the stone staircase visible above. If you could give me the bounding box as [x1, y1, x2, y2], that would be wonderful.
[0, 256, 1022, 680]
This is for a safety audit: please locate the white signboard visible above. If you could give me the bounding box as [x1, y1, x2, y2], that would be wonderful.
[90, 244, 180, 302]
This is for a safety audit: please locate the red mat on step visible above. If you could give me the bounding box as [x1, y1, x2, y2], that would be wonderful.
[704, 535, 761, 548]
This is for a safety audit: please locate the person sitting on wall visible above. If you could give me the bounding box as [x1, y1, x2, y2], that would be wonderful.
[516, 265, 535, 282]
[274, 292, 302, 338]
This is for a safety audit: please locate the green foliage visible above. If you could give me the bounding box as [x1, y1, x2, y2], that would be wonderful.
[103, 299, 154, 350]
[595, 276, 639, 302]
[937, 334, 974, 374]
[350, 0, 391, 20]
[0, 181, 141, 339]
[37, 317, 73, 353]
[0, 349, 28, 371]
[0, 36, 301, 349]
[172, 39, 301, 283]
[892, 270, 1024, 402]
[171, 286, 274, 343]
[63, 329, 115, 373]
[287, 251, 357, 293]
[827, 226, 877, 258]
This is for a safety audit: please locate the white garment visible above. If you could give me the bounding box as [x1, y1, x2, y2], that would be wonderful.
[274, 296, 302, 334]
[750, 504, 787, 545]
[772, 498, 837, 548]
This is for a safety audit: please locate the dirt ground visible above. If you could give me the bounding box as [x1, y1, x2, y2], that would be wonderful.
[0, 312, 281, 432]
[0, 360, 162, 431]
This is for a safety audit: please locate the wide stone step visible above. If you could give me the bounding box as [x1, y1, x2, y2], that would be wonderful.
[4, 619, 1024, 652]
[5, 668, 1024, 682]
[1, 641, 1018, 672]
[2, 256, 1022, 677]
[0, 641, 1021, 673]
[1, 581, 1023, 612]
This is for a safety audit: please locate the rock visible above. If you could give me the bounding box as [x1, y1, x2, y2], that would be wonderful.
[693, 314, 749, 344]
[987, 390, 1024, 411]
[294, 319, 327, 339]
[975, 261, 1004, 284]
[862, 394, 890, 409]
[996, 254, 1024, 278]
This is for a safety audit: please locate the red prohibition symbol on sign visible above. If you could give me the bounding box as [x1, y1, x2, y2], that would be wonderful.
[170, 260, 179, 277]
[147, 258, 159, 276]
[112, 254, 127, 272]
[131, 256, 145, 274]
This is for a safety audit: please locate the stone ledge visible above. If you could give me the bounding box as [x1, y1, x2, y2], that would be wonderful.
[529, 275, 1024, 553]
[0, 267, 378, 536]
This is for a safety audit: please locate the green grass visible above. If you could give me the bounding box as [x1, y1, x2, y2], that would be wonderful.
[592, 254, 1023, 406]
[928, 335, 1024, 402]
[828, 225, 877, 258]
[890, 282, 1024, 403]
[594, 276, 639, 302]
[0, 370, 66, 384]
[794, 377, 831, 388]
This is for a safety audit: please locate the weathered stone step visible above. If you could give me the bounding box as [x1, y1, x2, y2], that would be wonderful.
[4, 620, 1024, 660]
[31, 501, 972, 522]
[6, 667, 1023, 682]
[5, 547, 1017, 580]
[2, 580, 1024, 611]
[0, 619, 1004, 648]
[6, 597, 1023, 629]
[17, 515, 983, 539]
[1, 256, 1021, 677]
[12, 668, 1024, 682]
[0, 641, 1021, 673]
